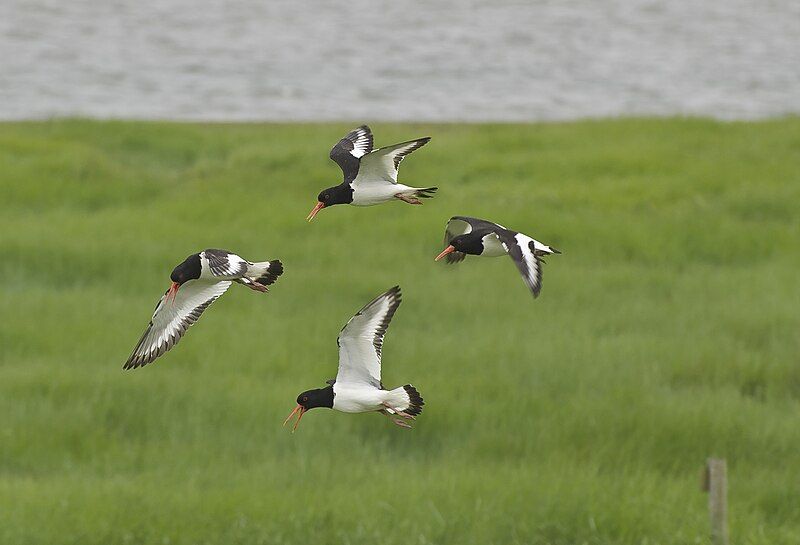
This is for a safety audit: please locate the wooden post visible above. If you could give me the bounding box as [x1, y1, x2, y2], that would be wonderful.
[702, 458, 729, 545]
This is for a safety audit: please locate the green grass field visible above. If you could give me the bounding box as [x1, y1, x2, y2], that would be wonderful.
[1, 118, 799, 545]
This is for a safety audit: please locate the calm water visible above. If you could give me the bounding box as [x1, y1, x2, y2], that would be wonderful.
[1, 0, 798, 121]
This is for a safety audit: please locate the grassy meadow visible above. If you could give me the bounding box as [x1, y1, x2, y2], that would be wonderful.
[1, 118, 799, 544]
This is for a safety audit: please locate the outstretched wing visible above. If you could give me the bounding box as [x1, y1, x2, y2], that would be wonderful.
[498, 232, 544, 298]
[124, 280, 232, 369]
[353, 137, 430, 186]
[329, 125, 373, 184]
[442, 216, 505, 264]
[336, 286, 402, 387]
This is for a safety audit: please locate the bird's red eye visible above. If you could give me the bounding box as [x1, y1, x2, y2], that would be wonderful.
[303, 396, 308, 402]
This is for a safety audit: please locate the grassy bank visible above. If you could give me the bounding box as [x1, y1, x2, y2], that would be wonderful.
[1, 118, 799, 544]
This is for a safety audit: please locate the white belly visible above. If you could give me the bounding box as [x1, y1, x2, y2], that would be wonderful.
[351, 183, 414, 206]
[481, 233, 507, 257]
[332, 383, 385, 413]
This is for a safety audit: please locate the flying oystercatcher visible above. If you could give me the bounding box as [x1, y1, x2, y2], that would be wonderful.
[124, 249, 283, 369]
[283, 286, 424, 431]
[435, 216, 561, 298]
[306, 125, 436, 221]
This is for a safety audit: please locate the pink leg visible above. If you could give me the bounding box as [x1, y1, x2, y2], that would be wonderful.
[380, 407, 413, 428]
[395, 194, 423, 205]
[382, 403, 415, 420]
[238, 279, 269, 292]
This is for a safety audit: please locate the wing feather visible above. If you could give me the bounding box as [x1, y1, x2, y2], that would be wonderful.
[335, 286, 402, 387]
[353, 137, 430, 185]
[124, 280, 232, 369]
[499, 233, 544, 298]
[204, 249, 247, 278]
[329, 125, 373, 184]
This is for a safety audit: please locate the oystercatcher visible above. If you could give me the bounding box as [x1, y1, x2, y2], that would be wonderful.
[124, 249, 283, 369]
[435, 216, 561, 298]
[306, 125, 436, 221]
[283, 286, 424, 431]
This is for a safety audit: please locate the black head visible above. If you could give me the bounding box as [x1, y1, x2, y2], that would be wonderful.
[308, 185, 354, 220]
[170, 253, 202, 285]
[317, 185, 353, 207]
[450, 233, 485, 255]
[297, 386, 334, 410]
[284, 385, 334, 432]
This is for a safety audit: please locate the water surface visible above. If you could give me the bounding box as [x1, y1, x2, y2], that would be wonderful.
[1, 0, 798, 120]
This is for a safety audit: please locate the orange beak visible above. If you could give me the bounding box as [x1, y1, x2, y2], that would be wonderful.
[167, 281, 180, 304]
[435, 245, 456, 261]
[306, 202, 325, 222]
[283, 404, 306, 433]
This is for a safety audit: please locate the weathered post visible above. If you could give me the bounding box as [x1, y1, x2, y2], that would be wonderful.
[702, 458, 729, 545]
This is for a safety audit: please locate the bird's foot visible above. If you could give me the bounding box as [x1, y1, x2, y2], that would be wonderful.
[239, 279, 269, 292]
[395, 194, 423, 205]
[382, 403, 415, 420]
[391, 417, 413, 429]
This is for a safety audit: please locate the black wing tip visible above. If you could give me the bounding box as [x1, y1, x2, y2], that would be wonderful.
[411, 136, 431, 148]
[355, 285, 401, 318]
[386, 285, 401, 300]
[123, 343, 164, 369]
[371, 286, 402, 357]
[381, 285, 402, 309]
[123, 356, 152, 370]
[347, 125, 373, 143]
[389, 136, 432, 151]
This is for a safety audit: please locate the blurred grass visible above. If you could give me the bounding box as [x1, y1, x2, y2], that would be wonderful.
[1, 118, 799, 545]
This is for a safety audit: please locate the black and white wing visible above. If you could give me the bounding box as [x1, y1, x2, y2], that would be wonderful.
[124, 280, 232, 369]
[498, 232, 544, 298]
[442, 216, 505, 264]
[203, 249, 248, 278]
[336, 286, 402, 388]
[329, 125, 373, 184]
[353, 137, 430, 185]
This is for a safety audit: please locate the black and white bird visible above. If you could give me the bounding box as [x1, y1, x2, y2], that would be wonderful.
[306, 125, 436, 220]
[124, 249, 283, 369]
[283, 286, 424, 431]
[435, 216, 561, 298]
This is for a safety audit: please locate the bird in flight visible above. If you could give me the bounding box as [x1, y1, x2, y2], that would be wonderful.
[306, 125, 436, 221]
[124, 249, 283, 369]
[283, 286, 424, 431]
[436, 216, 560, 298]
